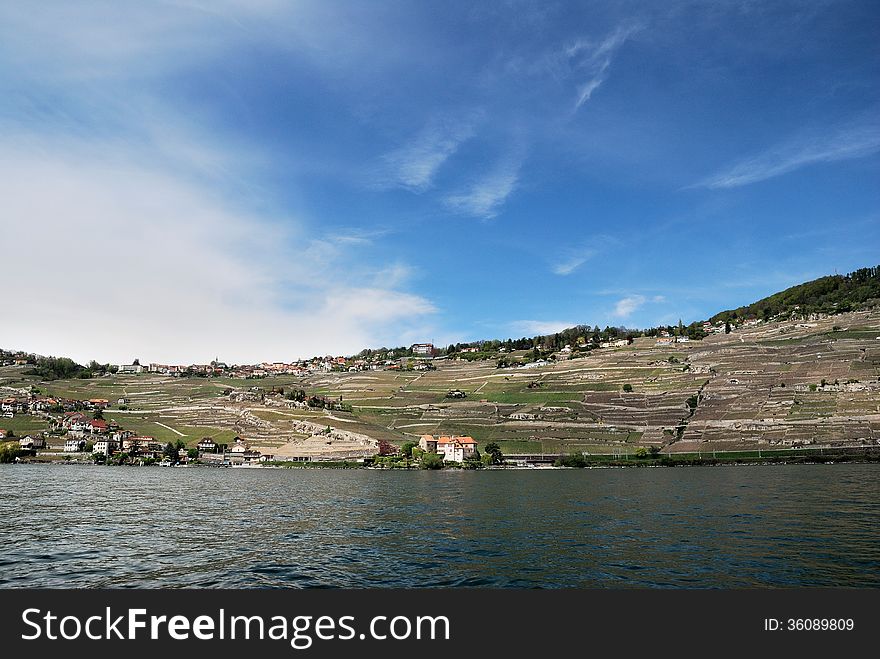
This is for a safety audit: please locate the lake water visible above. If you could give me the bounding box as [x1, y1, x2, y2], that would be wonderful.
[1, 463, 878, 588]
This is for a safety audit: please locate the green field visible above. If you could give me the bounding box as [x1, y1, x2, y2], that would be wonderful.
[0, 414, 51, 435]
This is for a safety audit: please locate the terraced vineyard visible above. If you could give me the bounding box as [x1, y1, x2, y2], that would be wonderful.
[2, 309, 878, 458]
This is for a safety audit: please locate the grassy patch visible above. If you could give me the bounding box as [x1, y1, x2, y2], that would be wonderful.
[0, 414, 51, 435]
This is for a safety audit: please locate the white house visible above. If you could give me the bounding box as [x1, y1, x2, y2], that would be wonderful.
[19, 436, 46, 450]
[411, 343, 435, 357]
[93, 438, 119, 456]
[418, 434, 477, 461]
[64, 438, 86, 452]
[437, 436, 477, 462]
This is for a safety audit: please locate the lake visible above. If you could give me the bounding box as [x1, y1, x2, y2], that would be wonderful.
[1, 463, 878, 588]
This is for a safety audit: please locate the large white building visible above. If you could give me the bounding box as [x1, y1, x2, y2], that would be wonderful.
[411, 343, 435, 357]
[418, 435, 478, 462]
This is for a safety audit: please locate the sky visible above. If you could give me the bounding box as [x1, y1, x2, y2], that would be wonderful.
[1, 0, 878, 364]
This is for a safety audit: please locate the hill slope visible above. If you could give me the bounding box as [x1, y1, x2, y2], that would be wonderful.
[710, 266, 880, 324]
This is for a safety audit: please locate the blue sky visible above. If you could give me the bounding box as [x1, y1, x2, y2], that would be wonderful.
[1, 1, 878, 363]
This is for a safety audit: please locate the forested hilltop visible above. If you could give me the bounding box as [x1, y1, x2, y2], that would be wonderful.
[710, 266, 880, 324]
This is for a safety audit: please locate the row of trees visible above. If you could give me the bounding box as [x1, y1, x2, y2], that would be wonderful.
[711, 265, 880, 324]
[22, 356, 117, 381]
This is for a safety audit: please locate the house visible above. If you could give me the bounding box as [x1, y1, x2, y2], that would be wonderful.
[418, 434, 438, 453]
[0, 429, 6, 439]
[1, 398, 27, 413]
[61, 411, 88, 429]
[64, 438, 86, 452]
[87, 419, 109, 434]
[117, 363, 144, 374]
[676, 336, 690, 343]
[411, 343, 435, 357]
[418, 434, 477, 461]
[459, 347, 479, 353]
[85, 399, 110, 409]
[437, 436, 477, 462]
[656, 337, 675, 345]
[61, 411, 86, 428]
[93, 438, 119, 456]
[19, 436, 46, 450]
[30, 397, 59, 412]
[229, 437, 249, 455]
[197, 437, 218, 453]
[122, 436, 152, 452]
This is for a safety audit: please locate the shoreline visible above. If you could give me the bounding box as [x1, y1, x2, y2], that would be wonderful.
[9, 447, 880, 471]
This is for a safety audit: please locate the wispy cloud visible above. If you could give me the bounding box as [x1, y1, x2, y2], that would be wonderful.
[566, 24, 641, 109]
[550, 235, 618, 275]
[552, 250, 596, 275]
[510, 320, 576, 336]
[444, 153, 522, 218]
[371, 262, 416, 288]
[611, 294, 665, 318]
[612, 295, 646, 318]
[331, 227, 390, 245]
[375, 116, 479, 192]
[696, 118, 880, 189]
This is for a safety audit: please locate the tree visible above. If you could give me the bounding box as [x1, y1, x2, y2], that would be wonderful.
[133, 358, 140, 366]
[484, 442, 503, 465]
[463, 451, 483, 469]
[400, 441, 418, 458]
[187, 448, 199, 460]
[92, 408, 104, 420]
[555, 453, 587, 468]
[724, 320, 731, 334]
[163, 442, 179, 462]
[447, 344, 456, 355]
[622, 383, 633, 393]
[420, 452, 444, 470]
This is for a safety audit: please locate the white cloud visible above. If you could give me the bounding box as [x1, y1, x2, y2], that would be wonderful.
[510, 320, 576, 336]
[551, 248, 597, 275]
[612, 295, 647, 318]
[552, 250, 596, 276]
[0, 140, 436, 364]
[566, 24, 641, 109]
[696, 119, 880, 189]
[372, 263, 416, 288]
[375, 117, 479, 192]
[444, 154, 522, 219]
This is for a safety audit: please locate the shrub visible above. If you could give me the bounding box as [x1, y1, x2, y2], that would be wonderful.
[555, 453, 587, 468]
[420, 452, 444, 469]
[622, 384, 633, 393]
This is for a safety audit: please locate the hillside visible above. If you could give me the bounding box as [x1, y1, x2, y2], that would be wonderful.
[2, 309, 879, 460]
[710, 266, 880, 324]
